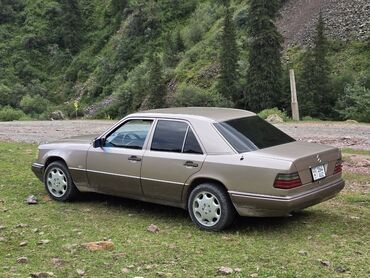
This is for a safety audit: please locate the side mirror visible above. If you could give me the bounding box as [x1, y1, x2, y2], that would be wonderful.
[93, 138, 105, 148]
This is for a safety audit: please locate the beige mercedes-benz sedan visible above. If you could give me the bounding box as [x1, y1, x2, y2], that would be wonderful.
[32, 107, 344, 231]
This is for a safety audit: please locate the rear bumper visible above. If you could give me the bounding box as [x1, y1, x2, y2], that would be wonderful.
[229, 179, 345, 217]
[31, 162, 44, 182]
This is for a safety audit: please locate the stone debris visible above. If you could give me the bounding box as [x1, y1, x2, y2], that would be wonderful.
[147, 224, 160, 233]
[26, 195, 38, 204]
[81, 240, 115, 251]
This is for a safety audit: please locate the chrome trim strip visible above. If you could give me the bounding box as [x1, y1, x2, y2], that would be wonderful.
[78, 168, 186, 186]
[32, 163, 44, 168]
[86, 169, 140, 180]
[229, 179, 344, 202]
[141, 176, 185, 186]
[69, 167, 84, 171]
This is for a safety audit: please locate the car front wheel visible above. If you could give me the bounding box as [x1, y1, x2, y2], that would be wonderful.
[188, 183, 236, 231]
[44, 161, 79, 201]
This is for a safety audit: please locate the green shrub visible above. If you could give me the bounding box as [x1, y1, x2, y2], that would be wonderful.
[0, 106, 27, 121]
[173, 84, 228, 107]
[336, 81, 370, 123]
[301, 116, 321, 121]
[20, 94, 50, 115]
[258, 107, 289, 121]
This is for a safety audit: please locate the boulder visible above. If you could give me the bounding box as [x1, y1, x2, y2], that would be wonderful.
[266, 114, 284, 124]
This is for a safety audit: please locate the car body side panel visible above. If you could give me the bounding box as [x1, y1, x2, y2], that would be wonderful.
[86, 146, 144, 196]
[38, 143, 91, 190]
[141, 151, 206, 201]
[184, 153, 295, 197]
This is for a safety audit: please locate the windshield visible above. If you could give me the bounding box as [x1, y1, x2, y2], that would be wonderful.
[214, 116, 295, 153]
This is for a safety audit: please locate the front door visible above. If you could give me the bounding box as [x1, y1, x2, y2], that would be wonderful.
[87, 119, 153, 197]
[141, 120, 206, 202]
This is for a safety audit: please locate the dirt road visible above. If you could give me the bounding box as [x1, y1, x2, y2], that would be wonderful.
[0, 120, 369, 150]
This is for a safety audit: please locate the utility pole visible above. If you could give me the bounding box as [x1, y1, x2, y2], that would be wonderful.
[289, 69, 300, 121]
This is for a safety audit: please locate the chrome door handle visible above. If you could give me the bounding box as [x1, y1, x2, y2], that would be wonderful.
[128, 155, 142, 162]
[184, 161, 198, 167]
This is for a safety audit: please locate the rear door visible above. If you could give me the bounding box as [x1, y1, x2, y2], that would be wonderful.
[86, 119, 153, 197]
[141, 119, 206, 202]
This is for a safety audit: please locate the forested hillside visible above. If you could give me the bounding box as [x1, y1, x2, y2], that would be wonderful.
[0, 0, 369, 121]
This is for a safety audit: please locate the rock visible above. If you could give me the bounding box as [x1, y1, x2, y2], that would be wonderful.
[298, 250, 308, 256]
[250, 274, 258, 278]
[345, 119, 358, 123]
[335, 266, 346, 273]
[121, 268, 130, 273]
[81, 240, 115, 251]
[266, 114, 284, 124]
[234, 268, 242, 273]
[15, 223, 28, 228]
[30, 272, 54, 277]
[37, 240, 50, 245]
[147, 224, 160, 233]
[19, 241, 28, 247]
[17, 257, 28, 264]
[76, 269, 85, 276]
[51, 258, 63, 267]
[26, 195, 38, 204]
[217, 266, 234, 275]
[0, 225, 5, 230]
[50, 110, 65, 120]
[319, 259, 331, 267]
[0, 237, 6, 242]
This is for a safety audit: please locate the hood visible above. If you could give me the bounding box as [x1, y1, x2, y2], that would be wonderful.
[49, 134, 100, 145]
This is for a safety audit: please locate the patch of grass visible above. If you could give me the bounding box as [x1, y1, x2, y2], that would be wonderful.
[341, 148, 370, 156]
[0, 142, 369, 277]
[342, 172, 370, 184]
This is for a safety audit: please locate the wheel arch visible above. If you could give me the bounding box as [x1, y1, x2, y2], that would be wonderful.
[183, 177, 229, 209]
[44, 156, 67, 168]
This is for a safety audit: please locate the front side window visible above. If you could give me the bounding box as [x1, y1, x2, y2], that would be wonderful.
[214, 116, 295, 153]
[151, 120, 188, 153]
[105, 119, 153, 149]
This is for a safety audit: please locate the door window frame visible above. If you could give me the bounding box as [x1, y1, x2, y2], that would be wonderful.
[100, 117, 156, 150]
[147, 118, 205, 155]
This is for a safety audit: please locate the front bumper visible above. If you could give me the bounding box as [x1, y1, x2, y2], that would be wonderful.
[229, 179, 345, 217]
[31, 162, 44, 182]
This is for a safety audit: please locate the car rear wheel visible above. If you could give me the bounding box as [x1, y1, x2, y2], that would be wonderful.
[44, 161, 79, 201]
[188, 183, 236, 231]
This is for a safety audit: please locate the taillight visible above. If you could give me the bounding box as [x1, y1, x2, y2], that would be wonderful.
[334, 159, 342, 175]
[274, 172, 302, 189]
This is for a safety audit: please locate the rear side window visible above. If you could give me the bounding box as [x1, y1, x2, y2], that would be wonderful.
[214, 116, 295, 153]
[183, 128, 203, 154]
[151, 120, 188, 152]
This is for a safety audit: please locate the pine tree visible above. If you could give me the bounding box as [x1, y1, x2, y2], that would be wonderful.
[218, 3, 240, 106]
[59, 0, 82, 54]
[299, 13, 332, 118]
[146, 52, 167, 109]
[245, 0, 283, 112]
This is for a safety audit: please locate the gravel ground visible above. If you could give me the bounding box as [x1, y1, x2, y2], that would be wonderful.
[0, 120, 369, 150]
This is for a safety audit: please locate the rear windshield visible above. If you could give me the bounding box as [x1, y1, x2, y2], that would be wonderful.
[214, 116, 295, 153]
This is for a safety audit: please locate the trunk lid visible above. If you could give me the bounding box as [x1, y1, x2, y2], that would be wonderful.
[250, 141, 341, 184]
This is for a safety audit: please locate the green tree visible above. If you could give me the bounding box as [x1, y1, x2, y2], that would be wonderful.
[245, 0, 283, 112]
[217, 3, 240, 106]
[59, 0, 82, 53]
[298, 13, 332, 118]
[163, 30, 185, 68]
[146, 53, 167, 109]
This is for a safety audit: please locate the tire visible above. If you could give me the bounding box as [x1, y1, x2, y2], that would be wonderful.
[188, 183, 236, 231]
[44, 161, 79, 201]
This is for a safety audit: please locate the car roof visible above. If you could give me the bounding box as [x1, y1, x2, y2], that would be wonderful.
[131, 107, 256, 122]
